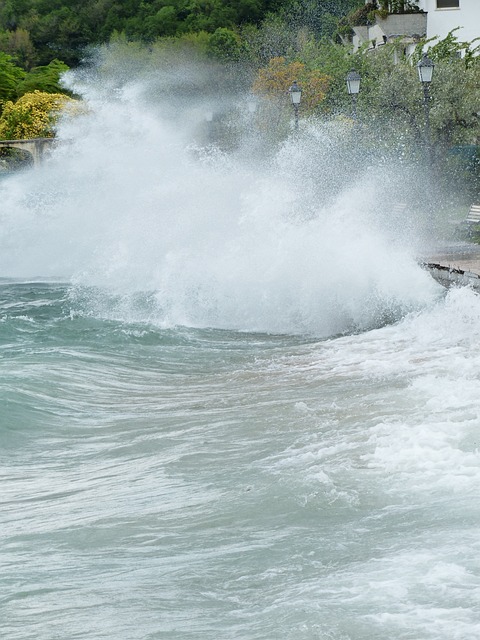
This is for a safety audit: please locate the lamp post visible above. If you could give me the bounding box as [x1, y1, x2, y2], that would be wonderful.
[346, 70, 361, 121]
[417, 54, 434, 160]
[417, 53, 435, 225]
[288, 81, 302, 130]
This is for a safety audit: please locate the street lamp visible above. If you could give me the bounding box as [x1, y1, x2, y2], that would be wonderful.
[417, 54, 434, 158]
[346, 70, 361, 121]
[288, 81, 302, 130]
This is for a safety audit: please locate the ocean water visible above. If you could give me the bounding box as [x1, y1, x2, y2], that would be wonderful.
[2, 49, 480, 639]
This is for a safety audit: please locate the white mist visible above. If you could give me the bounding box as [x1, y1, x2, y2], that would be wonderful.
[0, 48, 442, 336]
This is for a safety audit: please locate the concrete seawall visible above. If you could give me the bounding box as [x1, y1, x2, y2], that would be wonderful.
[421, 242, 480, 292]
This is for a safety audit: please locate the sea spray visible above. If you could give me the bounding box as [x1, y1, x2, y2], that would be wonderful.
[0, 46, 441, 336]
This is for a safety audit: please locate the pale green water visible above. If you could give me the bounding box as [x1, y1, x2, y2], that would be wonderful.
[2, 281, 480, 639]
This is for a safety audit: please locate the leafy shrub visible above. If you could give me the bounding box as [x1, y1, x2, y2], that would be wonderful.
[16, 59, 69, 97]
[0, 90, 75, 139]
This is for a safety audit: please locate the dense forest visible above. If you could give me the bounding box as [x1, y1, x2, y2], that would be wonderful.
[0, 0, 363, 67]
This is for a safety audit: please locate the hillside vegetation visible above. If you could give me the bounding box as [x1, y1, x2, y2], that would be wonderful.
[0, 0, 363, 67]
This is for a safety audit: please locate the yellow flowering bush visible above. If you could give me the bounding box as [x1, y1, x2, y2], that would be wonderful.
[0, 90, 75, 140]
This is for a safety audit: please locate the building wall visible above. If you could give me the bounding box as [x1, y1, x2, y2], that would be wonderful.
[352, 13, 426, 52]
[374, 13, 427, 41]
[417, 0, 480, 45]
[355, 1, 479, 52]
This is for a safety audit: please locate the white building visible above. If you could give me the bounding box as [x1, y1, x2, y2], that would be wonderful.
[352, 0, 480, 53]
[418, 0, 480, 46]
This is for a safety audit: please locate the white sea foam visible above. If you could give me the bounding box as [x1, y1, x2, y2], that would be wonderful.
[2, 284, 480, 640]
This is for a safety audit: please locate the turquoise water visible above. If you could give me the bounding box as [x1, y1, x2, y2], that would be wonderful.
[2, 49, 480, 639]
[3, 280, 480, 639]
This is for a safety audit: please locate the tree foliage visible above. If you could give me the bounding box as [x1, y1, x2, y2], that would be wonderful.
[207, 27, 244, 61]
[0, 50, 25, 103]
[245, 24, 480, 180]
[355, 32, 480, 154]
[252, 56, 330, 112]
[0, 0, 272, 65]
[16, 59, 69, 96]
[279, 0, 363, 39]
[0, 0, 367, 66]
[0, 27, 35, 68]
[0, 51, 69, 119]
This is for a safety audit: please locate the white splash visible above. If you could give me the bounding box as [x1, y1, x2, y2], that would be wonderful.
[0, 49, 442, 336]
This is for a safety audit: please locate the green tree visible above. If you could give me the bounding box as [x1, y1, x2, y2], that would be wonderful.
[16, 59, 69, 97]
[280, 0, 364, 38]
[0, 51, 25, 104]
[355, 35, 480, 154]
[24, 6, 93, 65]
[207, 27, 243, 60]
[0, 27, 36, 68]
[241, 15, 297, 65]
[144, 6, 180, 39]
